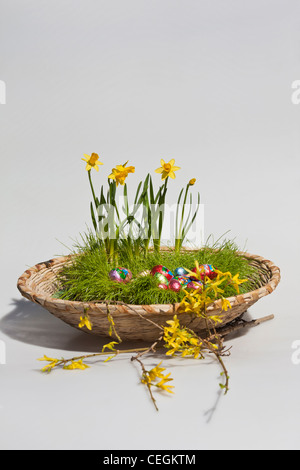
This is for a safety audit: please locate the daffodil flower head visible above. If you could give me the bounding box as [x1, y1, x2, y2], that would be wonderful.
[189, 178, 196, 186]
[108, 161, 135, 186]
[81, 153, 104, 172]
[155, 159, 180, 180]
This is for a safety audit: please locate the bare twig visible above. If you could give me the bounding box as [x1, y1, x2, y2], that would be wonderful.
[217, 314, 275, 338]
[133, 356, 159, 412]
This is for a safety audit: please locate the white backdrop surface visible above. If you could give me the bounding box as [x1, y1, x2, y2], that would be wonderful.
[0, 0, 299, 450]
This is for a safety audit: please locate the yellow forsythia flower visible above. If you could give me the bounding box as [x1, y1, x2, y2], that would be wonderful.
[37, 355, 59, 373]
[63, 359, 90, 370]
[155, 374, 174, 394]
[78, 314, 92, 331]
[141, 362, 174, 393]
[231, 273, 248, 294]
[221, 297, 232, 311]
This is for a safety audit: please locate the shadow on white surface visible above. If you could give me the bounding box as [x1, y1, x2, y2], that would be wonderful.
[0, 298, 153, 353]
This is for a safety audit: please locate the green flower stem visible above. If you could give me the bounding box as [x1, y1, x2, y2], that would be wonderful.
[175, 183, 190, 253]
[88, 169, 98, 209]
[153, 178, 168, 254]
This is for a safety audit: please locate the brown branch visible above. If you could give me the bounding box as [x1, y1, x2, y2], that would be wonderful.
[133, 356, 159, 412]
[217, 314, 275, 338]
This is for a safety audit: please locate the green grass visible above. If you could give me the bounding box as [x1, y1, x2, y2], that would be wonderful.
[54, 234, 261, 305]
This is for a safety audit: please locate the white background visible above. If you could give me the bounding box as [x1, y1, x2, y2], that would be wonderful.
[0, 0, 300, 450]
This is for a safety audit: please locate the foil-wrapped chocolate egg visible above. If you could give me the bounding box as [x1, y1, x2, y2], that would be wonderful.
[169, 278, 182, 292]
[173, 275, 189, 286]
[109, 267, 132, 283]
[174, 267, 188, 277]
[158, 283, 168, 290]
[151, 265, 173, 281]
[186, 280, 203, 291]
[192, 264, 217, 280]
[154, 272, 169, 286]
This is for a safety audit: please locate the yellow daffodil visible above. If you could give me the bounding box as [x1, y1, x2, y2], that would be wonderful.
[155, 159, 180, 180]
[189, 178, 196, 185]
[108, 161, 135, 186]
[81, 153, 103, 172]
[78, 314, 92, 331]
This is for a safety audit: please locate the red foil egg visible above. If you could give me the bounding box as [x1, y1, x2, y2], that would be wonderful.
[151, 265, 173, 281]
[169, 278, 182, 292]
[192, 264, 217, 280]
[158, 283, 168, 290]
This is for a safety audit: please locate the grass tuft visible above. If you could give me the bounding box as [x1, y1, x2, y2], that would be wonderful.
[55, 234, 260, 304]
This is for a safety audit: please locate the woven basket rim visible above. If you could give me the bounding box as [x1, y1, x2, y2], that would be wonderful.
[17, 250, 281, 312]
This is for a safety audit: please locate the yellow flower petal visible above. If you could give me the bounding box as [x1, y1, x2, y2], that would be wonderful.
[155, 159, 180, 180]
[108, 161, 135, 186]
[82, 153, 103, 172]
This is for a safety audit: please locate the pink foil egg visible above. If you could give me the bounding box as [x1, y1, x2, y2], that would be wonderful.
[186, 280, 203, 291]
[109, 267, 132, 283]
[169, 278, 182, 292]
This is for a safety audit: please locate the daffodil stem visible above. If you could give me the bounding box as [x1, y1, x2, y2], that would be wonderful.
[154, 179, 168, 253]
[88, 170, 99, 234]
[88, 170, 97, 206]
[175, 184, 190, 253]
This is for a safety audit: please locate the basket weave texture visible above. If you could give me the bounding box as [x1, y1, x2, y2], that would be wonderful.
[17, 252, 280, 342]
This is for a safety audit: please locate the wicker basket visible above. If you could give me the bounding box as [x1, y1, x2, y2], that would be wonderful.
[17, 251, 280, 342]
